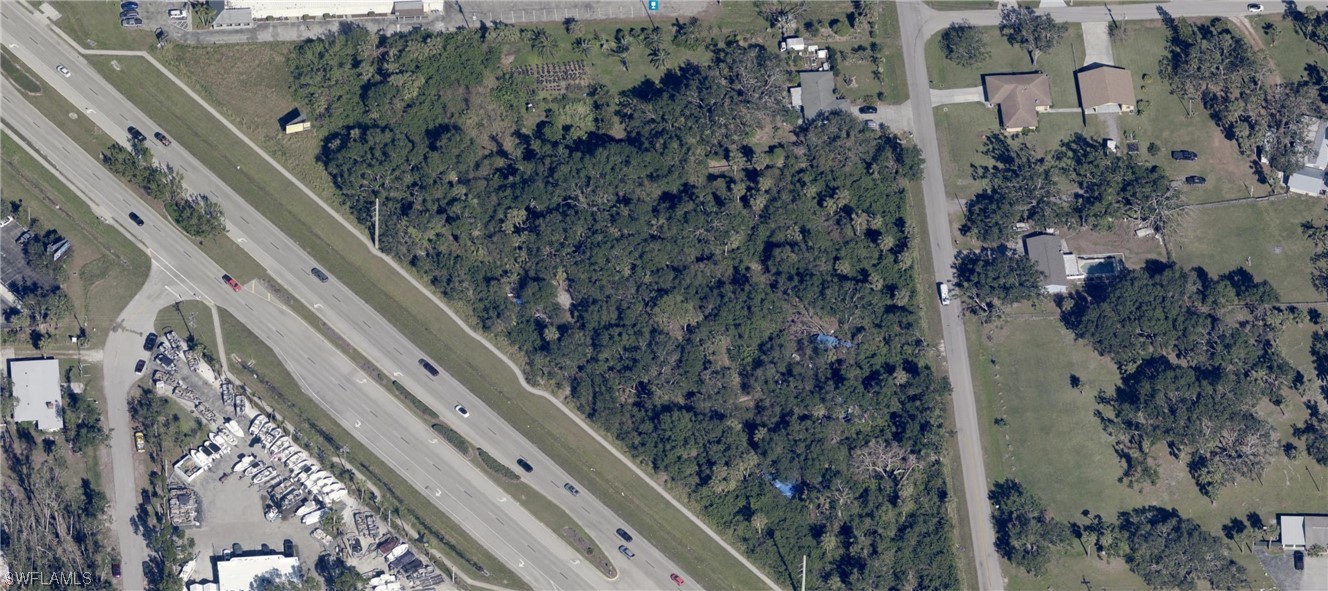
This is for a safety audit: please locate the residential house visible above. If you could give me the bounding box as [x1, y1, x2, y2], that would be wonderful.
[982, 73, 1052, 132]
[1022, 233, 1124, 293]
[1287, 120, 1328, 196]
[790, 71, 849, 122]
[1281, 515, 1328, 550]
[1076, 64, 1136, 114]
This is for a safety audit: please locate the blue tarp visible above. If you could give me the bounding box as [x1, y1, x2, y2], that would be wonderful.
[771, 478, 797, 498]
[815, 334, 853, 349]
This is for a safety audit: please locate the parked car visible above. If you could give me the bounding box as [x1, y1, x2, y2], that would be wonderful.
[454, 404, 470, 418]
[1248, 3, 1265, 13]
[56, 64, 70, 77]
[121, 1, 139, 10]
[858, 105, 878, 114]
[121, 17, 143, 27]
[111, 562, 121, 579]
[671, 574, 685, 586]
[618, 545, 635, 559]
[222, 274, 242, 292]
[134, 431, 146, 452]
[419, 358, 440, 376]
[127, 126, 147, 143]
[120, 10, 138, 19]
[128, 211, 145, 226]
[866, 120, 880, 130]
[616, 528, 633, 543]
[937, 282, 951, 306]
[0, 215, 13, 228]
[311, 267, 329, 282]
[143, 332, 158, 351]
[134, 359, 146, 375]
[1184, 175, 1207, 185]
[516, 458, 534, 473]
[1171, 150, 1198, 161]
[168, 8, 185, 18]
[154, 131, 171, 146]
[1294, 550, 1305, 570]
[563, 483, 580, 496]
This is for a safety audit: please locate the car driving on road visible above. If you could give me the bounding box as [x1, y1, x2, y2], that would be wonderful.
[454, 404, 470, 418]
[222, 274, 242, 292]
[563, 483, 579, 496]
[311, 267, 329, 282]
[1248, 3, 1265, 13]
[154, 131, 171, 146]
[618, 545, 635, 559]
[56, 64, 70, 77]
[516, 458, 533, 473]
[127, 126, 147, 143]
[671, 573, 685, 586]
[128, 212, 145, 226]
[419, 358, 440, 376]
[616, 528, 633, 542]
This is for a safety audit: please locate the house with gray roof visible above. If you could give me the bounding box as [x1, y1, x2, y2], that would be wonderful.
[790, 71, 849, 122]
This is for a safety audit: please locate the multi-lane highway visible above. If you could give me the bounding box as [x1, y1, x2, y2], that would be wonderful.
[3, 83, 675, 590]
[0, 4, 722, 588]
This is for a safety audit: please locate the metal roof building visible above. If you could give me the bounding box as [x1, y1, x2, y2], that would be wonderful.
[214, 553, 302, 591]
[8, 358, 62, 432]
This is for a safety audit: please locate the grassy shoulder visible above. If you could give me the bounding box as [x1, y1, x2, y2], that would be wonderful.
[1, 132, 150, 350]
[90, 50, 771, 591]
[48, 1, 155, 51]
[154, 300, 218, 358]
[215, 308, 529, 590]
[2, 47, 43, 94]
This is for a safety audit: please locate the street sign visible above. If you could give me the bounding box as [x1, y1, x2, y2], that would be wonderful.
[648, 0, 658, 10]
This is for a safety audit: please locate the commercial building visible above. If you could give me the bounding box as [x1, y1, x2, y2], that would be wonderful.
[214, 0, 437, 25]
[8, 358, 63, 432]
[982, 72, 1052, 132]
[212, 553, 302, 591]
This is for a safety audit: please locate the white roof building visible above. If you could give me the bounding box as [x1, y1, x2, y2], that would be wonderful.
[222, 0, 435, 19]
[214, 553, 302, 591]
[1287, 121, 1328, 196]
[1282, 514, 1328, 549]
[9, 358, 62, 432]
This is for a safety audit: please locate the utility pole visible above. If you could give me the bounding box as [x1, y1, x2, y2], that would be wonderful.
[801, 555, 806, 591]
[374, 198, 380, 250]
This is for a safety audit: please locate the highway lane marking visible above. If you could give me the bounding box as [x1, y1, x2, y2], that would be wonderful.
[647, 560, 656, 570]
[369, 410, 378, 418]
[305, 355, 315, 365]
[495, 517, 505, 526]
[275, 329, 284, 338]
[463, 490, 472, 498]
[337, 384, 346, 391]
[431, 462, 441, 471]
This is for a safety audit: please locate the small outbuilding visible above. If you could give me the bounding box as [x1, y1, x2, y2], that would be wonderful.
[280, 110, 311, 134]
[1076, 64, 1136, 114]
[982, 72, 1052, 132]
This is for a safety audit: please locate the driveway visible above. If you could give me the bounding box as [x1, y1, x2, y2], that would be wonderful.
[931, 86, 984, 106]
[1081, 21, 1114, 66]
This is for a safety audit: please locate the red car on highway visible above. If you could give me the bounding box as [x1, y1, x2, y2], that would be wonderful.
[222, 274, 242, 292]
[671, 573, 685, 586]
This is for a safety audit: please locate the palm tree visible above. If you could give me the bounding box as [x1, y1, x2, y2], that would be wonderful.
[528, 29, 553, 57]
[563, 17, 581, 35]
[610, 42, 631, 71]
[648, 46, 671, 70]
[572, 37, 591, 57]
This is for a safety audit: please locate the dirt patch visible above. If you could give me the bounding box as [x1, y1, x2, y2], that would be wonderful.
[1062, 220, 1167, 268]
[561, 526, 618, 579]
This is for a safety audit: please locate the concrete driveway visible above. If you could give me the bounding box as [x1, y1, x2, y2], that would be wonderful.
[931, 86, 984, 106]
[1082, 21, 1115, 66]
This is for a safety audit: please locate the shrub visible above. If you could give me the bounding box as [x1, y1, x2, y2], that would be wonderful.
[431, 423, 472, 455]
[390, 381, 439, 420]
[477, 448, 520, 481]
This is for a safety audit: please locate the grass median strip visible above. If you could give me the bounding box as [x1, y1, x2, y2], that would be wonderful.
[2, 48, 43, 94]
[216, 308, 528, 590]
[92, 52, 771, 591]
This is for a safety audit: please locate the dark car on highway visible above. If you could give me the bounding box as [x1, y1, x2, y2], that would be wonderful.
[311, 267, 329, 282]
[858, 105, 877, 114]
[616, 528, 633, 543]
[563, 482, 580, 496]
[1184, 175, 1207, 185]
[516, 458, 534, 473]
[419, 358, 440, 376]
[143, 332, 158, 352]
[129, 212, 145, 226]
[127, 126, 147, 143]
[154, 131, 171, 146]
[1171, 150, 1198, 161]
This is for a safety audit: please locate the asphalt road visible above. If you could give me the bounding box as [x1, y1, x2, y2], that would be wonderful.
[894, 2, 1321, 590]
[1, 4, 707, 589]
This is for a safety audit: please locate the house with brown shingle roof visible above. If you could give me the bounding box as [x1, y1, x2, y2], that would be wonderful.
[982, 72, 1052, 132]
[1076, 64, 1136, 115]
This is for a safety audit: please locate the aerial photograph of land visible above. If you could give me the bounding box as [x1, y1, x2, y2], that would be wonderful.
[1, 1, 1327, 590]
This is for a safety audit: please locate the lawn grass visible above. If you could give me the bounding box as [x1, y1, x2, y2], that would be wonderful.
[876, 2, 909, 104]
[1, 47, 43, 94]
[89, 51, 775, 591]
[926, 21, 1085, 106]
[216, 308, 528, 590]
[0, 132, 150, 350]
[47, 0, 155, 51]
[1111, 20, 1266, 204]
[1172, 198, 1323, 303]
[966, 312, 1327, 589]
[932, 102, 1090, 201]
[1252, 14, 1328, 83]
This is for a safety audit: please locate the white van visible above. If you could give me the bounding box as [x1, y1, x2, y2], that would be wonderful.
[168, 8, 185, 18]
[937, 282, 952, 306]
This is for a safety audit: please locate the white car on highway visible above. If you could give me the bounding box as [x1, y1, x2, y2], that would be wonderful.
[56, 64, 70, 77]
[454, 404, 470, 418]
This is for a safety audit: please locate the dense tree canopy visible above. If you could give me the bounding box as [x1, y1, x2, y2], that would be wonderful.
[998, 6, 1068, 65]
[292, 25, 954, 588]
[989, 479, 1071, 575]
[940, 20, 989, 67]
[1063, 263, 1295, 496]
[1117, 506, 1248, 590]
[952, 247, 1044, 322]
